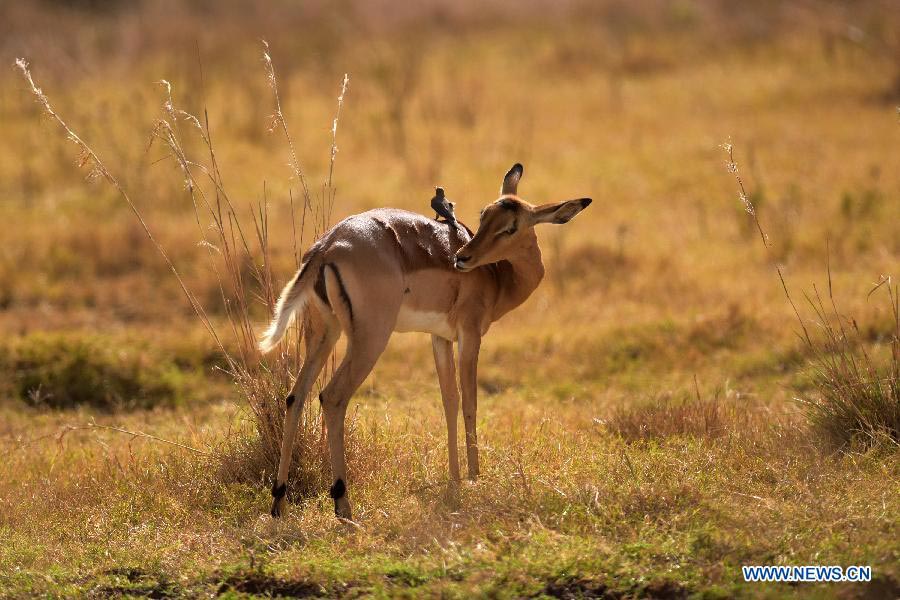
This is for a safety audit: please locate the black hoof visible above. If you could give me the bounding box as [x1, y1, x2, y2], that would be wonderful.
[271, 481, 287, 518]
[330, 478, 350, 518]
[329, 478, 346, 501]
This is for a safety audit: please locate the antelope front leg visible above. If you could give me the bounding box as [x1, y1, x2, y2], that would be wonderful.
[432, 335, 461, 487]
[458, 328, 481, 480]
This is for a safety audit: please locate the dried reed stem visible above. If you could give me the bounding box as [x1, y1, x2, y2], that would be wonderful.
[262, 40, 314, 237]
[15, 59, 224, 354]
[722, 142, 768, 248]
[721, 141, 812, 345]
[59, 421, 212, 456]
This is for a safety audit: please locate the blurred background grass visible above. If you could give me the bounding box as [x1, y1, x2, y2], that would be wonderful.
[1, 0, 897, 408]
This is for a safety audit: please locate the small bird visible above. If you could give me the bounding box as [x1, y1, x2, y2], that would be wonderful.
[431, 186, 457, 225]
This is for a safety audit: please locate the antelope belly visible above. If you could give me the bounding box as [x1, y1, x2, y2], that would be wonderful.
[394, 306, 455, 339]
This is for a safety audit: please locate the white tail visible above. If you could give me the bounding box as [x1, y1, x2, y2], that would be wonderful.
[259, 271, 310, 353]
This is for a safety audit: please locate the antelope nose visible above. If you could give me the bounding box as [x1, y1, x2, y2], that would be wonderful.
[456, 254, 471, 263]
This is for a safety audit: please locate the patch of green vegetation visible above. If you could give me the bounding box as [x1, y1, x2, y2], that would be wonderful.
[587, 310, 756, 377]
[733, 354, 801, 388]
[0, 332, 213, 410]
[88, 567, 184, 598]
[486, 309, 760, 388]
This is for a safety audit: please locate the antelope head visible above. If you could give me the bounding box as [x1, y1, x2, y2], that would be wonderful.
[454, 163, 592, 272]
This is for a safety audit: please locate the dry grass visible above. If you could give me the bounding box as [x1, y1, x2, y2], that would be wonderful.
[1, 1, 899, 597]
[1, 395, 896, 597]
[603, 386, 756, 442]
[799, 278, 900, 450]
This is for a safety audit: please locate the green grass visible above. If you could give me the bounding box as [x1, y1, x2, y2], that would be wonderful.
[0, 331, 227, 410]
[1, 388, 897, 598]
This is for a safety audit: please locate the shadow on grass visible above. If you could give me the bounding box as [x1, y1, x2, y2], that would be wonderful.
[215, 570, 331, 598]
[89, 567, 182, 598]
[87, 566, 344, 598]
[539, 577, 689, 599]
[76, 566, 899, 599]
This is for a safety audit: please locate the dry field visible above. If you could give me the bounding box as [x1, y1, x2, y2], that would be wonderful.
[1, 1, 898, 597]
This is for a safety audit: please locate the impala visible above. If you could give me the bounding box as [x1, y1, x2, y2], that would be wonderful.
[260, 163, 591, 519]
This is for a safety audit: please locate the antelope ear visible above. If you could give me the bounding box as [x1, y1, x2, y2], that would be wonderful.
[500, 163, 523, 195]
[530, 198, 592, 225]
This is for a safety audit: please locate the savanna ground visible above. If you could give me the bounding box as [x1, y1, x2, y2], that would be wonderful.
[1, 1, 899, 597]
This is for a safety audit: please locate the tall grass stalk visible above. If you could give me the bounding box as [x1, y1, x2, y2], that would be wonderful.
[16, 51, 356, 496]
[723, 142, 899, 450]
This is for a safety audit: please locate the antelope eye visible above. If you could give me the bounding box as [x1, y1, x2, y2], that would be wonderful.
[504, 224, 517, 235]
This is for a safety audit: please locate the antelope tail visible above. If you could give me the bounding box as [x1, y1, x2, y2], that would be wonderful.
[259, 262, 314, 353]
